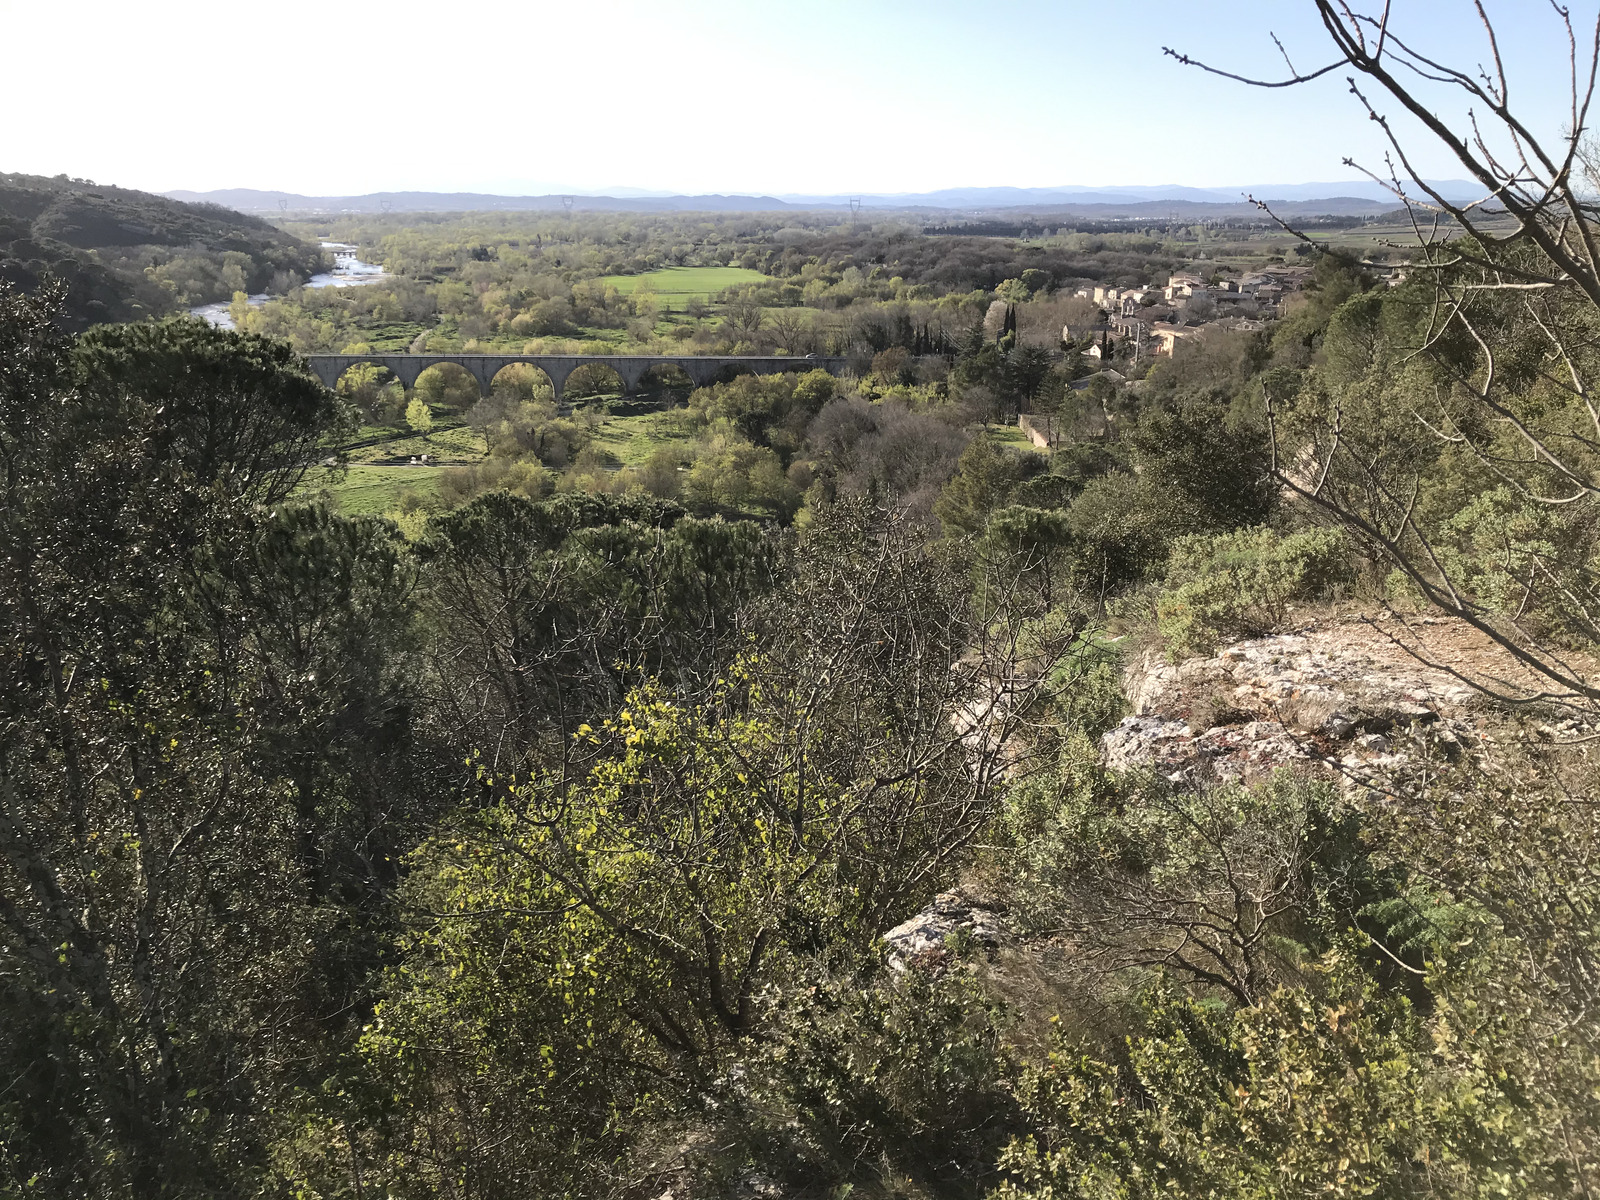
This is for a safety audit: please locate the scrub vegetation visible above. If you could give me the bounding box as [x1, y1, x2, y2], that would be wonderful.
[6, 6, 1600, 1199]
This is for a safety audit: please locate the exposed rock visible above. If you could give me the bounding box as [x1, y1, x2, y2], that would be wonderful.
[1104, 711, 1309, 783]
[1102, 614, 1567, 785]
[1322, 710, 1356, 738]
[1103, 715, 1192, 774]
[883, 891, 1007, 972]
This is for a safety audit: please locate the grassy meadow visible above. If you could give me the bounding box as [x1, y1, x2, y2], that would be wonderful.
[983, 421, 1033, 450]
[588, 409, 699, 467]
[599, 266, 769, 308]
[302, 412, 486, 514]
[300, 462, 445, 515]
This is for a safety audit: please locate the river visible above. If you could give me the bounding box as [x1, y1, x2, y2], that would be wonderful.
[187, 242, 387, 328]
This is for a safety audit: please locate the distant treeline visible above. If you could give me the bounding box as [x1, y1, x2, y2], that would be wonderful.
[924, 212, 1381, 237]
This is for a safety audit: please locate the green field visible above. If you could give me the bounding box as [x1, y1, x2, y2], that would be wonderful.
[599, 266, 769, 307]
[299, 415, 484, 514]
[300, 463, 446, 515]
[984, 422, 1034, 450]
[346, 321, 427, 352]
[589, 410, 698, 467]
[347, 421, 483, 466]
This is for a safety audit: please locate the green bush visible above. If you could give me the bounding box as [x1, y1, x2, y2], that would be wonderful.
[1156, 525, 1349, 658]
[1125, 398, 1276, 533]
[711, 966, 1020, 1198]
[994, 968, 1437, 1200]
[1063, 472, 1174, 590]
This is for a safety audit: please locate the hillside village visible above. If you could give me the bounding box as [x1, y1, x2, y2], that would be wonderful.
[1065, 256, 1408, 359]
[1070, 262, 1309, 360]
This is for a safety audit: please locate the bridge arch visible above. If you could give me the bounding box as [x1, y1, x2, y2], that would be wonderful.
[412, 361, 483, 410]
[564, 362, 626, 403]
[489, 361, 556, 402]
[707, 361, 758, 388]
[675, 358, 724, 391]
[636, 361, 695, 402]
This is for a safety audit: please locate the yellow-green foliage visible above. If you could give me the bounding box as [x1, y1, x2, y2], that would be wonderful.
[357, 660, 916, 1186]
[1431, 485, 1600, 645]
[995, 966, 1435, 1199]
[404, 397, 433, 434]
[1156, 525, 1348, 658]
[682, 431, 797, 517]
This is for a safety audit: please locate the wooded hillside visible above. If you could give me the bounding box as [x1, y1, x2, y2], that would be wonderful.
[0, 172, 325, 327]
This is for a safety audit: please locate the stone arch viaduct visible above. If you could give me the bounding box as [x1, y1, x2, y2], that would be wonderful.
[304, 353, 849, 401]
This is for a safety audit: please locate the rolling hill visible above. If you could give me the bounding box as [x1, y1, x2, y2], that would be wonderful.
[0, 172, 324, 328]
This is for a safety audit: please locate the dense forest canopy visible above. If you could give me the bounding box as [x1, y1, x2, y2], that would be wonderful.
[7, 4, 1600, 1198]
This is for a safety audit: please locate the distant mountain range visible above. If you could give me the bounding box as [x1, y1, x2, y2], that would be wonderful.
[165, 180, 1484, 217]
[781, 181, 1484, 208]
[164, 190, 797, 214]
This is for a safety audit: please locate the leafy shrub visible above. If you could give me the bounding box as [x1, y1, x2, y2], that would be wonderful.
[404, 397, 432, 434]
[977, 505, 1075, 612]
[994, 968, 1437, 1200]
[688, 371, 815, 447]
[1156, 525, 1348, 657]
[711, 967, 1020, 1198]
[991, 741, 1600, 1198]
[1063, 472, 1173, 590]
[1125, 399, 1276, 533]
[1432, 485, 1600, 647]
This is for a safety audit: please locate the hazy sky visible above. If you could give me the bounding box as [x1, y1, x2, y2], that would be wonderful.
[2, 0, 1589, 196]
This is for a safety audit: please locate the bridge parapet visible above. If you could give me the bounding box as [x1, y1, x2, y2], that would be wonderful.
[304, 353, 848, 401]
